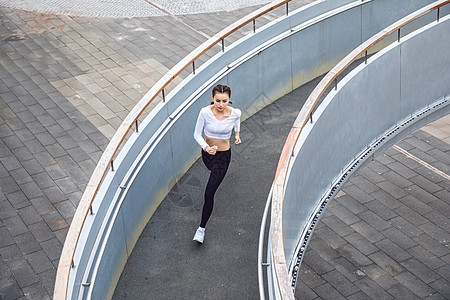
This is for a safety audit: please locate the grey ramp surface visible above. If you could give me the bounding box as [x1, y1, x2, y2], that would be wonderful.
[114, 76, 450, 299]
[113, 79, 320, 299]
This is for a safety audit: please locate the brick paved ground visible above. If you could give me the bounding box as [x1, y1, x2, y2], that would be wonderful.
[0, 0, 448, 299]
[295, 130, 450, 300]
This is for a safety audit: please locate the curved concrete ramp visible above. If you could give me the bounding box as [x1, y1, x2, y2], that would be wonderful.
[112, 75, 321, 299]
[113, 74, 450, 299]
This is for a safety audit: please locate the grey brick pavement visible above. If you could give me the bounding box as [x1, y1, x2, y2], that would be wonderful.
[296, 130, 450, 300]
[0, 0, 449, 299]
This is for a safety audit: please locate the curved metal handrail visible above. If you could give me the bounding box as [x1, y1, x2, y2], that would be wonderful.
[54, 0, 297, 298]
[269, 1, 450, 299]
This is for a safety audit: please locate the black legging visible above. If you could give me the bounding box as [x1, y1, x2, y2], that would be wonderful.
[200, 148, 231, 228]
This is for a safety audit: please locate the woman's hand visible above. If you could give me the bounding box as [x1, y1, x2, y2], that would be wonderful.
[206, 145, 218, 155]
[235, 133, 241, 145]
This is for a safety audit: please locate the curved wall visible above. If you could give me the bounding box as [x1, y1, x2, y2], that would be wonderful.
[279, 12, 450, 295]
[63, 0, 446, 299]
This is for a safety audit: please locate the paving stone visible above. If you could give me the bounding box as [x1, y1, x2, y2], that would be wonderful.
[45, 123, 66, 138]
[375, 239, 412, 262]
[376, 181, 407, 199]
[346, 291, 372, 300]
[314, 282, 346, 300]
[3, 216, 28, 237]
[401, 258, 441, 284]
[435, 265, 450, 282]
[413, 234, 449, 258]
[28, 221, 55, 243]
[0, 259, 9, 279]
[42, 185, 68, 204]
[0, 200, 17, 221]
[25, 250, 53, 275]
[361, 264, 396, 290]
[387, 283, 421, 300]
[20, 181, 44, 200]
[394, 271, 435, 298]
[408, 244, 446, 270]
[368, 251, 405, 276]
[40, 238, 62, 262]
[41, 211, 68, 231]
[13, 232, 41, 255]
[375, 153, 396, 165]
[31, 172, 55, 190]
[427, 198, 450, 217]
[304, 249, 334, 276]
[0, 277, 23, 300]
[323, 269, 360, 297]
[404, 136, 434, 152]
[5, 257, 40, 289]
[335, 194, 367, 214]
[331, 256, 362, 283]
[3, 135, 24, 149]
[314, 226, 347, 250]
[365, 199, 397, 221]
[394, 205, 429, 226]
[425, 210, 449, 231]
[409, 175, 443, 194]
[17, 205, 42, 226]
[344, 232, 378, 256]
[53, 227, 68, 245]
[358, 210, 391, 232]
[386, 161, 419, 179]
[29, 197, 54, 216]
[54, 177, 80, 194]
[294, 279, 319, 299]
[67, 147, 90, 163]
[350, 221, 384, 244]
[354, 277, 394, 300]
[322, 215, 354, 237]
[1, 155, 22, 171]
[23, 139, 45, 155]
[54, 200, 76, 220]
[6, 190, 30, 209]
[20, 159, 45, 175]
[44, 164, 67, 181]
[381, 170, 414, 189]
[419, 222, 450, 245]
[54, 135, 78, 151]
[414, 165, 447, 184]
[35, 132, 57, 147]
[428, 278, 450, 299]
[342, 184, 374, 204]
[390, 216, 423, 238]
[9, 168, 33, 185]
[22, 282, 51, 300]
[407, 185, 440, 204]
[37, 268, 56, 297]
[0, 227, 15, 248]
[328, 203, 361, 225]
[15, 128, 35, 143]
[382, 227, 417, 250]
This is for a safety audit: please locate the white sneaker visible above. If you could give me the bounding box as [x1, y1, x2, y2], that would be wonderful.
[193, 227, 205, 243]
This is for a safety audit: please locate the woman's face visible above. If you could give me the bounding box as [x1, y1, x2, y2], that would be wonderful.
[212, 92, 230, 112]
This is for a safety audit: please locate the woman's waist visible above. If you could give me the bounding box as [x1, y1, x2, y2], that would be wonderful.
[205, 136, 230, 151]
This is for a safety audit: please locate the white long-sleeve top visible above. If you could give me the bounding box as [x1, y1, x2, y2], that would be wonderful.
[194, 106, 241, 150]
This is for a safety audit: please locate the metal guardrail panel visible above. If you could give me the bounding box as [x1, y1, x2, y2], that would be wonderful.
[269, 4, 450, 298]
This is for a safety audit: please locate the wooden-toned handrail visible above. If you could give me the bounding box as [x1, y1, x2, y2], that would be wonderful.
[270, 1, 450, 299]
[54, 1, 295, 298]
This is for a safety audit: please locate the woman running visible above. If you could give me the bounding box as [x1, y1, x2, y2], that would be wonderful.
[193, 84, 241, 243]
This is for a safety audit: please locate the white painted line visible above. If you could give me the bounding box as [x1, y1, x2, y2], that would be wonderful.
[393, 145, 450, 181]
